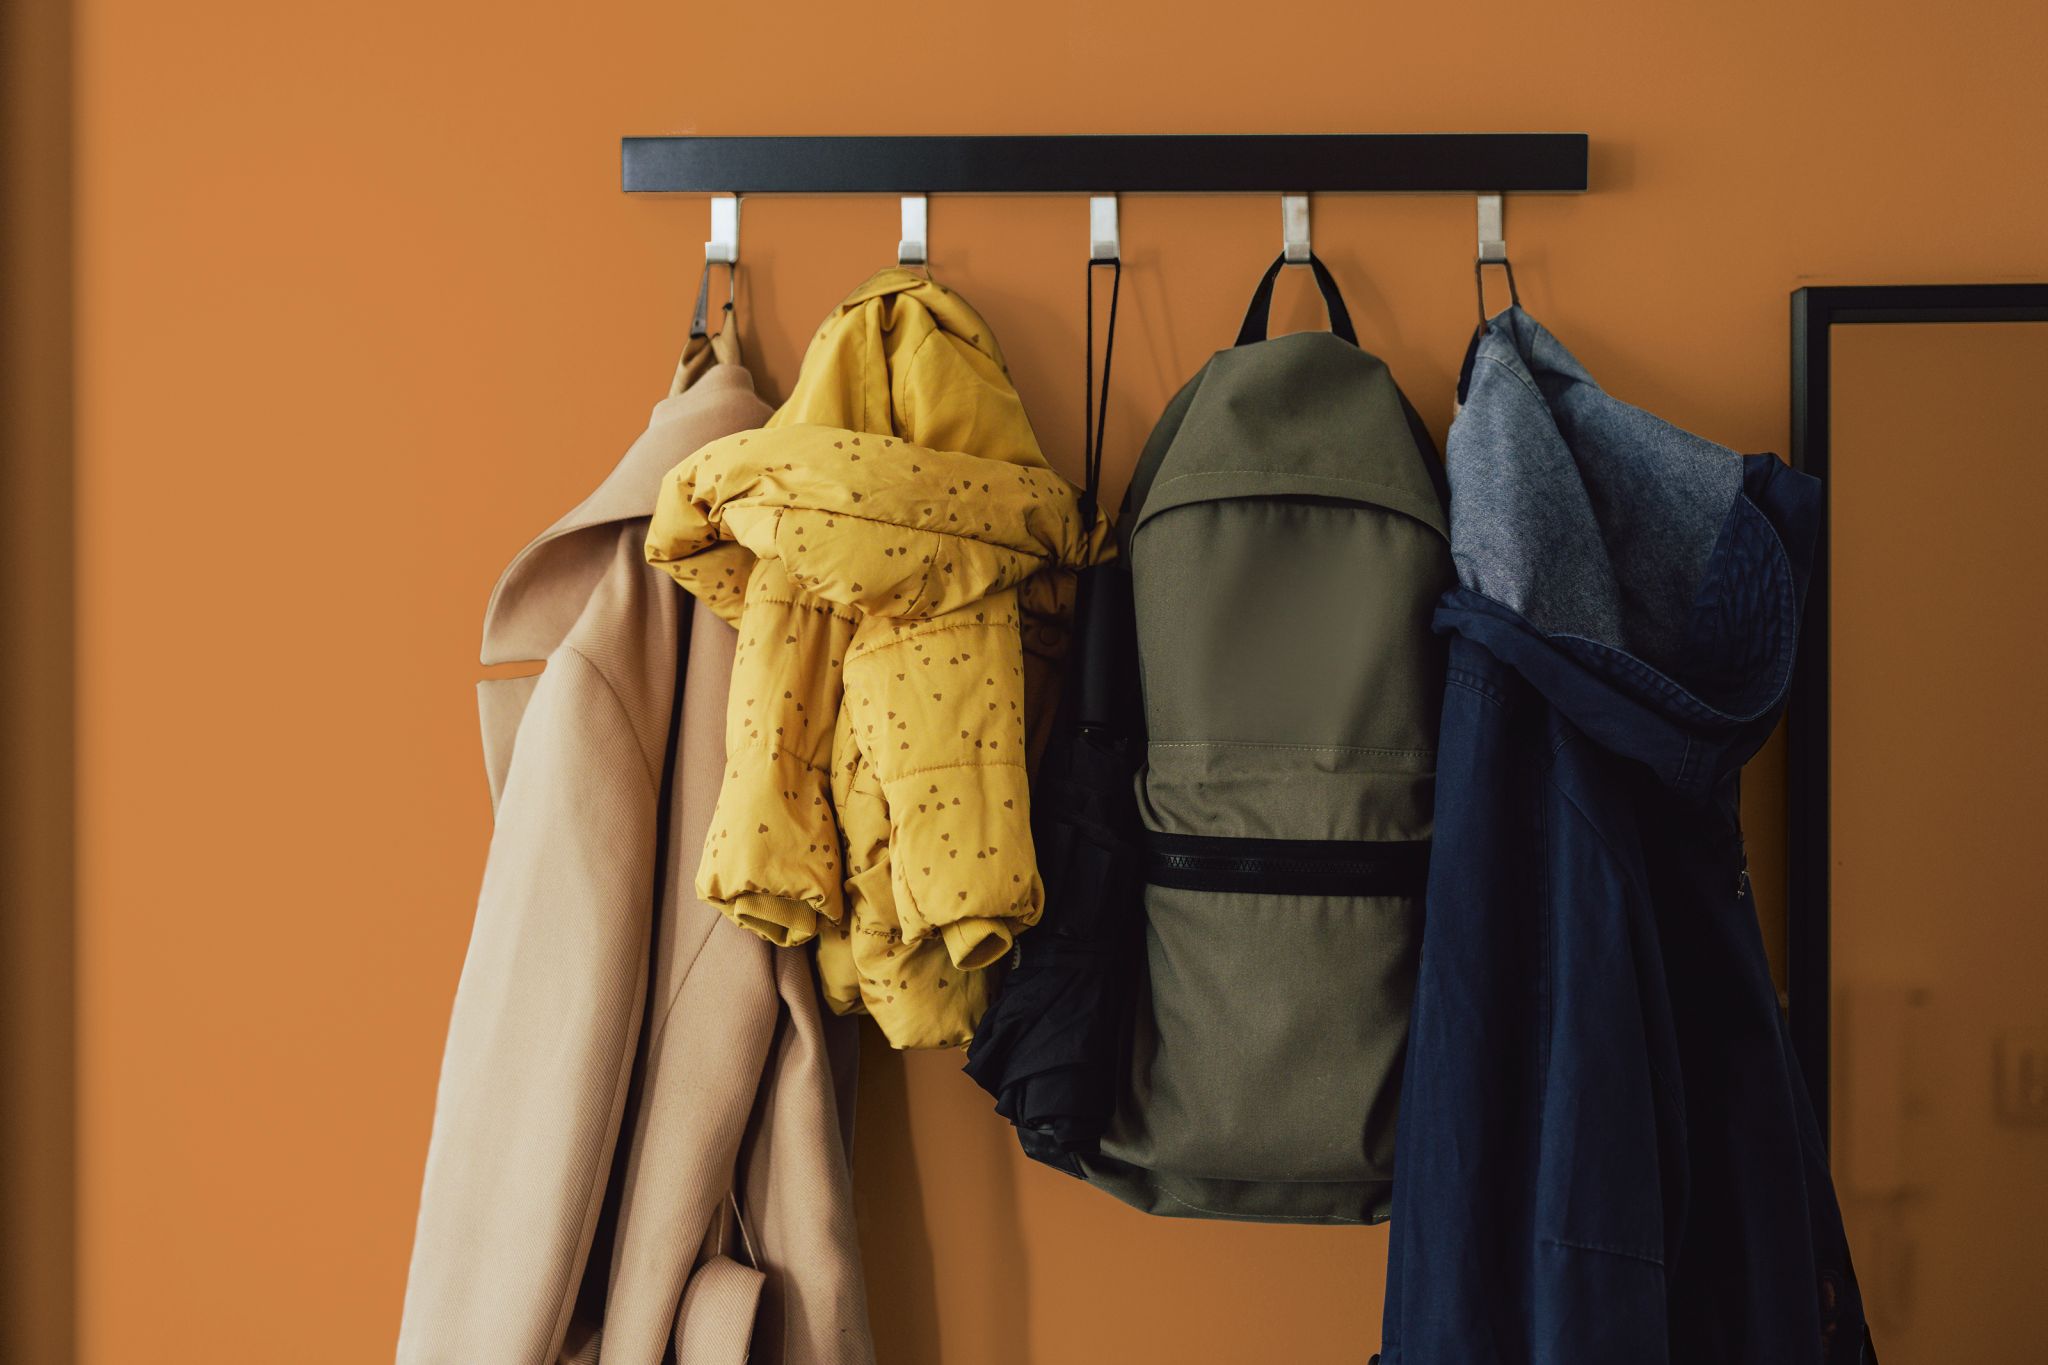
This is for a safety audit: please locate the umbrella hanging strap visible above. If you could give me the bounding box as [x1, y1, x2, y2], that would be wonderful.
[1081, 252, 1121, 527]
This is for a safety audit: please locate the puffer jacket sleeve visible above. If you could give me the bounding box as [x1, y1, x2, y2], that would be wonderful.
[841, 589, 1039, 973]
[645, 492, 755, 628]
[693, 559, 856, 948]
[646, 444, 869, 951]
[663, 426, 1093, 619]
[812, 705, 867, 1022]
[826, 696, 989, 1049]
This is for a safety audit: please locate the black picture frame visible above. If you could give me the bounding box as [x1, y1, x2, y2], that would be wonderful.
[1788, 283, 2048, 1150]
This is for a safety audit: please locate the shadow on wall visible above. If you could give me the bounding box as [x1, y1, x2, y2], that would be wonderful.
[854, 1033, 1035, 1365]
[0, 0, 75, 1361]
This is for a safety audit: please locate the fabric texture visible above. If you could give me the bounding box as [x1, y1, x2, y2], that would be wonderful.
[646, 268, 1109, 1049]
[1380, 308, 1871, 1364]
[397, 339, 875, 1365]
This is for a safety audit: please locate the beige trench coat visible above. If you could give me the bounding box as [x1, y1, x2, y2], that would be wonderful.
[397, 342, 876, 1365]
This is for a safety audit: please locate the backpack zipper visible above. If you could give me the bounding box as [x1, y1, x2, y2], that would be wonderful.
[1150, 850, 1419, 880]
[1142, 833, 1431, 898]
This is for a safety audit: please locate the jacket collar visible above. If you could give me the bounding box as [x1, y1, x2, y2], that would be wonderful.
[481, 361, 769, 664]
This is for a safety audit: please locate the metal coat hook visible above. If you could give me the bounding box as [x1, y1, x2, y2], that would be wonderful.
[1282, 193, 1311, 264]
[705, 194, 739, 265]
[691, 195, 739, 339]
[898, 195, 929, 268]
[1475, 192, 1519, 323]
[1089, 194, 1119, 264]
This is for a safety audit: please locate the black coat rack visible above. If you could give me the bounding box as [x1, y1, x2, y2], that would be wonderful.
[621, 133, 1587, 301]
[620, 134, 1588, 195]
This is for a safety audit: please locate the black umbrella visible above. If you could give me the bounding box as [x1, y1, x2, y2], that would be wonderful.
[964, 557, 1145, 1168]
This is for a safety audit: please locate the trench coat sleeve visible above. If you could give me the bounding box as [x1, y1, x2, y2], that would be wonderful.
[591, 599, 779, 1364]
[691, 563, 856, 949]
[738, 952, 878, 1365]
[396, 545, 679, 1365]
[595, 598, 878, 1365]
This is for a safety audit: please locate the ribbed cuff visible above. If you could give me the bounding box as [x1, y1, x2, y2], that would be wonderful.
[729, 892, 818, 948]
[940, 916, 1014, 971]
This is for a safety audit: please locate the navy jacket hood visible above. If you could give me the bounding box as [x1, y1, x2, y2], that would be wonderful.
[1438, 309, 1820, 797]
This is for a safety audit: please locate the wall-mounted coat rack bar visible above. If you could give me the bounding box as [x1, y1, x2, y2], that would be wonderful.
[620, 134, 1589, 195]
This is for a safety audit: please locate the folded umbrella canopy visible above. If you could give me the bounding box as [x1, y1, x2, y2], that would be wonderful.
[964, 555, 1146, 1166]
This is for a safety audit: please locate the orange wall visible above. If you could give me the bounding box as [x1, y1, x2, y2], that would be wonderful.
[75, 2, 2048, 1362]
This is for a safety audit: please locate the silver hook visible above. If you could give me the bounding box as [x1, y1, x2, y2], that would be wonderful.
[1475, 193, 1519, 324]
[1089, 194, 1119, 264]
[705, 194, 739, 266]
[691, 196, 739, 340]
[898, 195, 929, 271]
[1282, 193, 1311, 265]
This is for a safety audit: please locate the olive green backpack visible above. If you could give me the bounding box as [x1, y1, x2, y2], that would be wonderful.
[1077, 255, 1455, 1223]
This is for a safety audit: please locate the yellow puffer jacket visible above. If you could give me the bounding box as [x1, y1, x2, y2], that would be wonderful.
[646, 270, 1109, 1048]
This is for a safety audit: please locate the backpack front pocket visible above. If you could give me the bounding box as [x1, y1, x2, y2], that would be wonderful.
[1106, 844, 1421, 1186]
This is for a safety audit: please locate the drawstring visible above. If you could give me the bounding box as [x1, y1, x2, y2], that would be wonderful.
[1082, 253, 1121, 526]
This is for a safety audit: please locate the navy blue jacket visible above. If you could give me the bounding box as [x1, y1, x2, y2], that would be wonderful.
[1381, 311, 1871, 1364]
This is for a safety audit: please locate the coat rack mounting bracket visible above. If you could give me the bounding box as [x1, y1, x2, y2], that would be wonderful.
[620, 134, 1590, 196]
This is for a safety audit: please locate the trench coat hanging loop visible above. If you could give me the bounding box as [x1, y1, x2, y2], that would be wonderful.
[689, 259, 738, 340]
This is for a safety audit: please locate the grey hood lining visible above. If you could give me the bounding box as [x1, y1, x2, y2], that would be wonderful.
[1447, 308, 1742, 674]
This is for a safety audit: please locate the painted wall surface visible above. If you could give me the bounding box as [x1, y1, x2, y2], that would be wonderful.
[74, 1, 2048, 1361]
[1828, 323, 2048, 1364]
